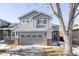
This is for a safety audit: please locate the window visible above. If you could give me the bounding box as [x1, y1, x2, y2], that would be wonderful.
[27, 35, 30, 37]
[7, 31, 10, 36]
[45, 32, 47, 36]
[52, 33, 57, 41]
[36, 19, 46, 28]
[22, 19, 30, 23]
[4, 31, 8, 36]
[54, 34, 57, 39]
[27, 20, 29, 23]
[32, 35, 36, 37]
[44, 20, 46, 24]
[37, 20, 40, 24]
[38, 35, 42, 37]
[21, 35, 25, 37]
[37, 19, 46, 25]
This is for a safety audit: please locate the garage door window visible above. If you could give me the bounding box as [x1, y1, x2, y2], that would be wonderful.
[38, 35, 42, 37]
[32, 35, 36, 37]
[45, 32, 47, 36]
[21, 35, 25, 37]
[27, 35, 30, 37]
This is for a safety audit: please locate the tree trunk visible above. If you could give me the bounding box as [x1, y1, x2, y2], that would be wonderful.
[64, 36, 73, 56]
[56, 3, 73, 56]
[66, 4, 78, 56]
[57, 18, 72, 56]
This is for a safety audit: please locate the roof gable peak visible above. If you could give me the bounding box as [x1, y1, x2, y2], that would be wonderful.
[18, 10, 52, 19]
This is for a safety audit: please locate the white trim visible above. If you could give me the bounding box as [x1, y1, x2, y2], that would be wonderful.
[0, 28, 13, 30]
[18, 10, 52, 19]
[15, 32, 16, 39]
[11, 30, 12, 40]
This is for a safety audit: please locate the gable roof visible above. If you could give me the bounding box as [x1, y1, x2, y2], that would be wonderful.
[7, 23, 18, 28]
[18, 10, 53, 19]
[0, 19, 11, 28]
[0, 19, 10, 24]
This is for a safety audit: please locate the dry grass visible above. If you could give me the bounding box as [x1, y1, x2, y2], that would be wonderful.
[0, 49, 7, 54]
[5, 40, 15, 45]
[5, 39, 17, 49]
[7, 44, 17, 49]
[0, 44, 17, 54]
[42, 46, 64, 56]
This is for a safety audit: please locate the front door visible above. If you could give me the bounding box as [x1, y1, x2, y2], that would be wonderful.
[52, 32, 58, 41]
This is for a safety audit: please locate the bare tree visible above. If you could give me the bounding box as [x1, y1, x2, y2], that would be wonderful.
[38, 3, 79, 56]
[52, 3, 79, 56]
[67, 4, 79, 55]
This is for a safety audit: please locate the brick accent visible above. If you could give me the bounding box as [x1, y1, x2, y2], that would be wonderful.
[47, 39, 52, 46]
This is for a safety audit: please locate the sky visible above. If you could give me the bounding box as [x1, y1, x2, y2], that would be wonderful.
[0, 3, 79, 27]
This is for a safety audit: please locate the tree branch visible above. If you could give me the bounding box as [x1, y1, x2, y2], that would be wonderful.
[74, 9, 79, 19]
[68, 3, 79, 32]
[49, 3, 59, 18]
[56, 3, 64, 19]
[73, 3, 79, 19]
[67, 3, 79, 41]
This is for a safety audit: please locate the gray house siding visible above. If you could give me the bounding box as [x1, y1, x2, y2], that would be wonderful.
[72, 30, 79, 45]
[59, 29, 79, 45]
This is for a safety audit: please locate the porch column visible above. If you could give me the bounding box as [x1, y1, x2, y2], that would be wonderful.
[11, 30, 12, 40]
[15, 31, 18, 45]
[15, 31, 16, 39]
[3, 30, 6, 40]
[3, 30, 4, 40]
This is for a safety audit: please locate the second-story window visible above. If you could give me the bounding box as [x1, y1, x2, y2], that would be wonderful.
[22, 19, 30, 23]
[37, 19, 46, 25]
[44, 20, 46, 24]
[36, 19, 46, 28]
[27, 20, 29, 23]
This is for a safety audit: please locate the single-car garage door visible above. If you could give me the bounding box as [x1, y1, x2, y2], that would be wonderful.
[17, 32, 46, 45]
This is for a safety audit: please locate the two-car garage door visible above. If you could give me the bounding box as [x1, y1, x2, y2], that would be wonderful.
[17, 32, 46, 45]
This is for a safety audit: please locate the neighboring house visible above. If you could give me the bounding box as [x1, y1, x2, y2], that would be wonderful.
[0, 19, 17, 41]
[4, 23, 17, 41]
[72, 25, 79, 45]
[59, 24, 79, 45]
[13, 10, 59, 46]
[0, 19, 11, 40]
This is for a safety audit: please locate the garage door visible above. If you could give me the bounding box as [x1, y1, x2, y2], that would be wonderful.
[18, 32, 45, 45]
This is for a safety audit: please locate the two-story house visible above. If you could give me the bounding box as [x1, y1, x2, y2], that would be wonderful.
[13, 10, 59, 46]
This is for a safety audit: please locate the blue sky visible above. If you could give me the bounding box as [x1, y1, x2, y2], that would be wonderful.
[0, 3, 79, 26]
[0, 3, 52, 23]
